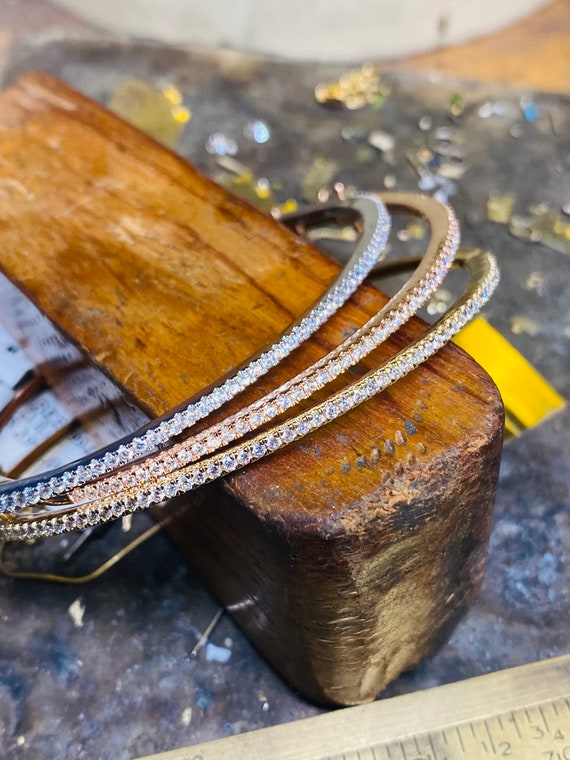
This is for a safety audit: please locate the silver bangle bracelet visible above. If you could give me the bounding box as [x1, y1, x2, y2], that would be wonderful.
[0, 193, 391, 513]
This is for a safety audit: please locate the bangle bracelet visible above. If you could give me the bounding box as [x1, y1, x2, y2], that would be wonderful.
[0, 247, 499, 541]
[67, 193, 458, 509]
[0, 193, 454, 515]
[0, 193, 391, 513]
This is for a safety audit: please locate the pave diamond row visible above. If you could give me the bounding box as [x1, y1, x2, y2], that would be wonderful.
[0, 194, 391, 514]
[70, 206, 459, 506]
[0, 249, 499, 541]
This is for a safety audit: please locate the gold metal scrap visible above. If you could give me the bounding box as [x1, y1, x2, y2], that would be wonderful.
[315, 64, 390, 110]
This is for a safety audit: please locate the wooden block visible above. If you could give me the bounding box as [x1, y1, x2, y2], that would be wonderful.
[0, 73, 504, 705]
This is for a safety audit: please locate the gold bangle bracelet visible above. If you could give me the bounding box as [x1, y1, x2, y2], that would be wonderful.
[0, 246, 499, 541]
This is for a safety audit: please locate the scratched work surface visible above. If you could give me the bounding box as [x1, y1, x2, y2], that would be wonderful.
[0, 37, 568, 759]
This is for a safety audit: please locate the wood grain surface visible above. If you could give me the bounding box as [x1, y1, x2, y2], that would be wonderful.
[0, 73, 504, 704]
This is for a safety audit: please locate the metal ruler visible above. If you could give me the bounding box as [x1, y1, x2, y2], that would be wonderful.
[139, 655, 570, 760]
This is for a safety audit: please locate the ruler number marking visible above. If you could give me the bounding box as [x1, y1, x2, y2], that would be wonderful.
[532, 723, 546, 740]
[527, 705, 549, 741]
[541, 749, 570, 760]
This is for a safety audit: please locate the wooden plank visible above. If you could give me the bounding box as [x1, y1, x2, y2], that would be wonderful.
[0, 73, 504, 704]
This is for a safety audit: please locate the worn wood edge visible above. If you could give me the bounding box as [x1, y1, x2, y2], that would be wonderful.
[163, 411, 503, 704]
[217, 331, 505, 535]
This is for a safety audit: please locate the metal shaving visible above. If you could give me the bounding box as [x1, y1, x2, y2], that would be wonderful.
[301, 156, 340, 202]
[487, 194, 516, 224]
[315, 64, 390, 110]
[368, 130, 396, 154]
[510, 315, 540, 336]
[108, 79, 190, 149]
[510, 205, 570, 255]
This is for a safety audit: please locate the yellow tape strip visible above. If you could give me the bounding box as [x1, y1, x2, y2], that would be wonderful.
[453, 318, 565, 436]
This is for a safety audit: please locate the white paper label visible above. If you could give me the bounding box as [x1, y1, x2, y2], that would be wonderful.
[51, 364, 123, 419]
[0, 381, 14, 416]
[0, 323, 34, 388]
[0, 390, 74, 474]
[0, 272, 82, 369]
[0, 273, 148, 477]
